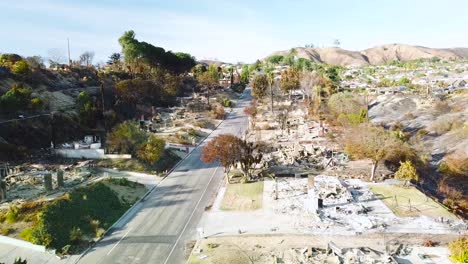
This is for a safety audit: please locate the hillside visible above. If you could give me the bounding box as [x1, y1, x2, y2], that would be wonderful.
[268, 44, 468, 66]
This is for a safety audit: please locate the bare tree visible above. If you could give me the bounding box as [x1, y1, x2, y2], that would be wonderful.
[300, 71, 322, 100]
[333, 39, 341, 47]
[79, 51, 95, 67]
[47, 48, 66, 66]
[344, 124, 410, 181]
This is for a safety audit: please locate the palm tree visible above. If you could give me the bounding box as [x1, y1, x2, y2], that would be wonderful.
[265, 63, 275, 114]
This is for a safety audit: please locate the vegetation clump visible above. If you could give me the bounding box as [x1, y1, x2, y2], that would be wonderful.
[26, 183, 129, 252]
[448, 237, 468, 263]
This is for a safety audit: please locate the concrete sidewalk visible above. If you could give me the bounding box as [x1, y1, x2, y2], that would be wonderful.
[0, 242, 79, 264]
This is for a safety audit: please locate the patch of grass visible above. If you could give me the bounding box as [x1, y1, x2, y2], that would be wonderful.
[1, 227, 13, 235]
[5, 205, 19, 223]
[368, 184, 456, 219]
[108, 177, 135, 187]
[431, 116, 464, 135]
[102, 179, 147, 206]
[221, 181, 264, 211]
[97, 158, 148, 172]
[193, 119, 215, 129]
[188, 238, 257, 264]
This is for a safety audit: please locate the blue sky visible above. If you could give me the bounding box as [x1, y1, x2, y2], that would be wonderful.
[1, 0, 467, 64]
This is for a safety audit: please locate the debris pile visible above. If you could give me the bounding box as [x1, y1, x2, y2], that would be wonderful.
[0, 161, 93, 204]
[261, 144, 347, 173]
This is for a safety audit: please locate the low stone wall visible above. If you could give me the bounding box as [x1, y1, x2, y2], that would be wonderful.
[54, 149, 131, 159]
[0, 235, 49, 253]
[165, 143, 196, 153]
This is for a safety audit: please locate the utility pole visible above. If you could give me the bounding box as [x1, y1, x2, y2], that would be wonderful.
[67, 38, 71, 67]
[100, 83, 107, 132]
[270, 80, 274, 114]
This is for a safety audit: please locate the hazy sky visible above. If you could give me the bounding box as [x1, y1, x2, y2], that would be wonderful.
[1, 0, 467, 64]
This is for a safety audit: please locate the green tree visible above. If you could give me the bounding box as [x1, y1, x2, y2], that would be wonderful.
[137, 135, 165, 164]
[118, 30, 196, 74]
[394, 160, 419, 186]
[324, 65, 341, 85]
[294, 58, 313, 71]
[248, 60, 262, 72]
[107, 121, 148, 155]
[251, 74, 268, 99]
[107, 53, 121, 65]
[197, 65, 220, 105]
[266, 55, 284, 65]
[240, 64, 250, 84]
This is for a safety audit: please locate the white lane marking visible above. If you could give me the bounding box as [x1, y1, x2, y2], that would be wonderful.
[107, 227, 133, 256]
[163, 166, 220, 264]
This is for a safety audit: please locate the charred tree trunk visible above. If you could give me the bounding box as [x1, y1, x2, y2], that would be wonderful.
[370, 160, 379, 182]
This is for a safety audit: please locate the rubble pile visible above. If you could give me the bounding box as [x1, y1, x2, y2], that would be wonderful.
[276, 241, 397, 264]
[261, 144, 347, 172]
[0, 161, 93, 204]
[268, 176, 466, 235]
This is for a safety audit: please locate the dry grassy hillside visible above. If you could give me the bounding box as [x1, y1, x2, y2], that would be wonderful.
[362, 44, 460, 65]
[268, 44, 468, 66]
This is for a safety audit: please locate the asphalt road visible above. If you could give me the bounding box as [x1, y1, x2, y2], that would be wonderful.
[78, 89, 251, 264]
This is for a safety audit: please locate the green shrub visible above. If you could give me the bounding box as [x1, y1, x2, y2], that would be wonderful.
[137, 135, 165, 164]
[222, 98, 232, 107]
[394, 160, 419, 186]
[6, 205, 19, 223]
[69, 227, 83, 243]
[0, 53, 22, 67]
[30, 97, 43, 110]
[186, 128, 198, 137]
[337, 110, 367, 126]
[109, 177, 134, 187]
[194, 120, 214, 129]
[416, 129, 429, 137]
[29, 183, 127, 251]
[1, 227, 13, 235]
[20, 228, 34, 242]
[449, 237, 468, 263]
[0, 84, 32, 112]
[12, 60, 29, 75]
[107, 121, 148, 155]
[95, 228, 106, 238]
[12, 257, 27, 264]
[231, 83, 246, 93]
[432, 116, 463, 135]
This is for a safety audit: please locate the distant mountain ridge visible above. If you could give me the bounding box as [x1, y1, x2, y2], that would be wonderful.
[268, 43, 468, 66]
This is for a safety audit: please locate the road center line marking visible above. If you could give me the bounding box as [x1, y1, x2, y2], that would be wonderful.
[163, 166, 220, 264]
[107, 227, 133, 256]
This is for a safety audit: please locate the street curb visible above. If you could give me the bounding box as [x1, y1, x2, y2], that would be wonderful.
[73, 114, 230, 263]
